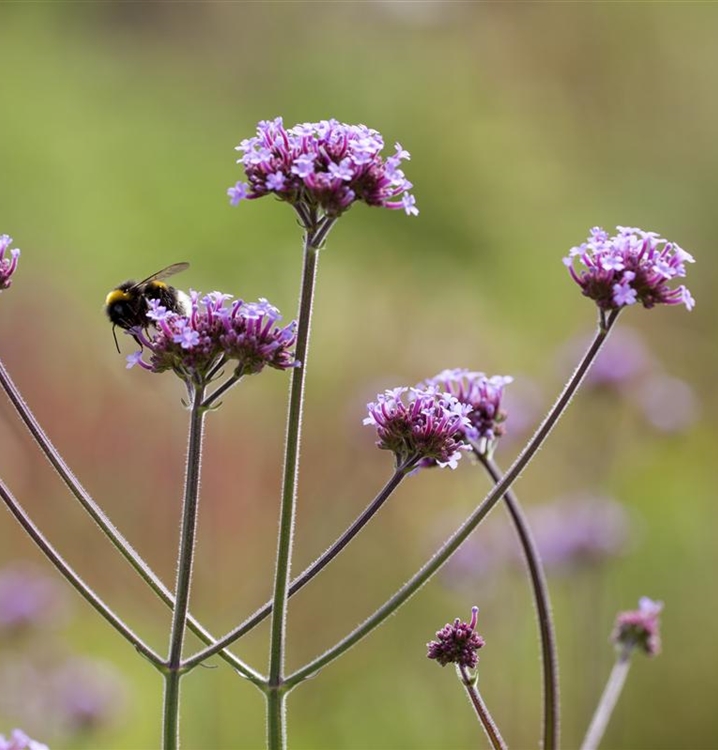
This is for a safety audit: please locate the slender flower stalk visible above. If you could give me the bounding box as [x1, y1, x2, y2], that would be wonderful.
[284, 310, 619, 688]
[0, 358, 261, 683]
[581, 597, 663, 750]
[477, 452, 559, 750]
[266, 217, 331, 750]
[427, 608, 505, 750]
[0, 479, 162, 666]
[420, 368, 558, 748]
[458, 665, 508, 750]
[580, 646, 632, 750]
[162, 385, 207, 750]
[183, 458, 417, 670]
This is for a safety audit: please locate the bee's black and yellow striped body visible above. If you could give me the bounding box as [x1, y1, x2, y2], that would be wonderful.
[104, 262, 190, 351]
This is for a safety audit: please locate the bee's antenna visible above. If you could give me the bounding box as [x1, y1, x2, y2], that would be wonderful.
[112, 325, 121, 354]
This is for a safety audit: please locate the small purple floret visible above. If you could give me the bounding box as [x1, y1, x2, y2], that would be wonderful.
[427, 606, 485, 669]
[0, 729, 49, 750]
[228, 117, 418, 218]
[611, 596, 663, 656]
[126, 289, 298, 382]
[0, 234, 20, 292]
[565, 226, 695, 311]
[363, 385, 472, 469]
[420, 369, 513, 454]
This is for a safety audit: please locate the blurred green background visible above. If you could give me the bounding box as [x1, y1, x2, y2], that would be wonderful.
[0, 3, 716, 749]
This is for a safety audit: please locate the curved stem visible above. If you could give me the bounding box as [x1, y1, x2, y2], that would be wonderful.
[285, 310, 620, 688]
[162, 385, 206, 749]
[0, 478, 162, 665]
[580, 647, 632, 750]
[0, 357, 261, 682]
[183, 459, 415, 670]
[458, 665, 508, 750]
[477, 452, 558, 750]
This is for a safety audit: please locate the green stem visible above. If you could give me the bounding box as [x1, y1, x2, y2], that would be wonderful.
[267, 217, 332, 750]
[478, 453, 559, 750]
[0, 478, 162, 665]
[458, 665, 508, 750]
[266, 688, 286, 750]
[202, 373, 243, 409]
[162, 385, 206, 749]
[183, 459, 415, 671]
[284, 310, 619, 688]
[580, 647, 632, 750]
[0, 357, 260, 682]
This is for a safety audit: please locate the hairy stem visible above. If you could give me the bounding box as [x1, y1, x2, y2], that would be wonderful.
[458, 665, 508, 750]
[284, 310, 619, 687]
[0, 358, 261, 682]
[183, 459, 416, 670]
[162, 385, 206, 749]
[478, 452, 559, 750]
[267, 216, 335, 749]
[0, 478, 161, 665]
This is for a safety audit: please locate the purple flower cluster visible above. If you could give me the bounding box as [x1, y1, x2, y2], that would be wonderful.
[0, 730, 48, 750]
[126, 292, 298, 382]
[0, 235, 20, 292]
[611, 596, 663, 657]
[427, 606, 485, 669]
[363, 386, 472, 469]
[421, 369, 513, 451]
[564, 226, 695, 312]
[228, 118, 418, 218]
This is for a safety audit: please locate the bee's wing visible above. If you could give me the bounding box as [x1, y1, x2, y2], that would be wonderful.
[132, 262, 190, 290]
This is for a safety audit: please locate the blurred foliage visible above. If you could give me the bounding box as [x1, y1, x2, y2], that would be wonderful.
[0, 3, 716, 749]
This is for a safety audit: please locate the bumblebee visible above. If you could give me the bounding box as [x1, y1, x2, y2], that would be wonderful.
[105, 262, 190, 352]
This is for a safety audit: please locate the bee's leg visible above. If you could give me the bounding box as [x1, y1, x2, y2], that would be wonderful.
[112, 325, 121, 354]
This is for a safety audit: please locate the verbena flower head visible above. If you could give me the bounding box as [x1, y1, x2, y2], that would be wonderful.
[421, 369, 513, 454]
[0, 235, 20, 292]
[427, 606, 485, 669]
[228, 117, 418, 219]
[611, 596, 663, 657]
[126, 291, 298, 384]
[0, 730, 48, 750]
[564, 226, 695, 312]
[363, 386, 472, 469]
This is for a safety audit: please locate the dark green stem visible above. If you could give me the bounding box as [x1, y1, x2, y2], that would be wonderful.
[162, 385, 207, 749]
[0, 357, 261, 682]
[284, 310, 619, 688]
[477, 452, 559, 750]
[183, 459, 415, 670]
[267, 216, 336, 749]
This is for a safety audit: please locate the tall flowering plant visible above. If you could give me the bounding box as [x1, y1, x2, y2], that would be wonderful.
[0, 118, 693, 750]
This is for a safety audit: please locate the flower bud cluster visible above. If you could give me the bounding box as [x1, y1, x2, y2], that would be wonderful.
[228, 117, 418, 218]
[611, 596, 663, 657]
[427, 606, 485, 669]
[421, 369, 513, 451]
[363, 386, 472, 469]
[564, 226, 695, 312]
[0, 235, 20, 292]
[127, 291, 298, 384]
